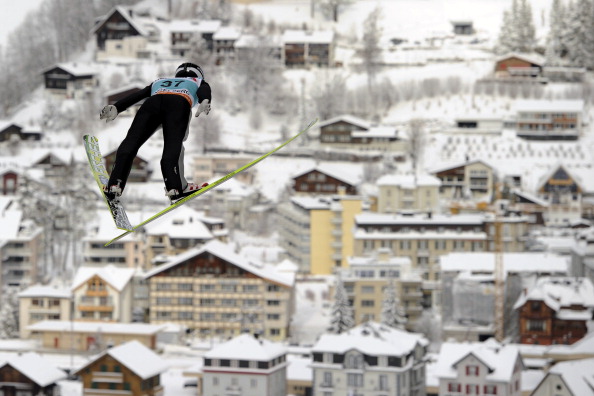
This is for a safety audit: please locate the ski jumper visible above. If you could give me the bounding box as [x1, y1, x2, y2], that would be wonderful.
[107, 77, 211, 194]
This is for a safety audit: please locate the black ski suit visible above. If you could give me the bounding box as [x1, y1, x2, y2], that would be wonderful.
[107, 77, 211, 194]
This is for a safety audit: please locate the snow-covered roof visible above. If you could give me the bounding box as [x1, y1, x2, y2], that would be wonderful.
[292, 163, 363, 186]
[356, 212, 485, 226]
[105, 340, 168, 379]
[352, 126, 399, 138]
[514, 99, 584, 113]
[42, 62, 97, 77]
[0, 210, 22, 240]
[495, 52, 545, 66]
[235, 33, 282, 48]
[287, 356, 312, 382]
[313, 322, 428, 356]
[317, 114, 370, 130]
[541, 358, 594, 396]
[18, 284, 71, 299]
[434, 340, 521, 383]
[91, 6, 150, 37]
[377, 173, 441, 187]
[282, 29, 334, 44]
[513, 277, 594, 312]
[428, 158, 495, 174]
[204, 333, 286, 361]
[71, 265, 135, 292]
[440, 252, 569, 276]
[28, 320, 165, 335]
[0, 352, 66, 386]
[213, 26, 241, 41]
[144, 206, 214, 240]
[546, 331, 594, 356]
[511, 188, 549, 207]
[144, 239, 294, 287]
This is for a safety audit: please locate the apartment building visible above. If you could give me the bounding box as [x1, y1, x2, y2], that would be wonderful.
[377, 173, 441, 213]
[514, 277, 594, 345]
[311, 321, 428, 396]
[317, 115, 407, 153]
[278, 195, 364, 274]
[202, 334, 288, 396]
[282, 29, 334, 67]
[430, 159, 495, 200]
[353, 212, 529, 281]
[71, 265, 135, 323]
[342, 249, 424, 326]
[145, 239, 295, 340]
[18, 284, 71, 339]
[435, 341, 523, 396]
[0, 203, 43, 289]
[514, 99, 583, 140]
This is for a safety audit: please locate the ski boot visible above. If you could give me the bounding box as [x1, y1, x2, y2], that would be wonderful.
[103, 183, 122, 202]
[166, 182, 209, 204]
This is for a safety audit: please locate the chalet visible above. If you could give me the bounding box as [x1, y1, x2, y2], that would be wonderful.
[292, 163, 361, 195]
[494, 53, 544, 79]
[91, 6, 150, 60]
[74, 340, 168, 396]
[0, 122, 41, 142]
[282, 29, 334, 67]
[531, 358, 594, 396]
[71, 265, 135, 323]
[0, 353, 66, 396]
[42, 63, 97, 99]
[435, 341, 523, 396]
[213, 26, 241, 63]
[104, 149, 151, 182]
[514, 99, 582, 140]
[536, 164, 584, 226]
[318, 115, 405, 152]
[430, 159, 495, 200]
[170, 19, 222, 56]
[144, 239, 294, 340]
[105, 84, 146, 116]
[514, 277, 594, 345]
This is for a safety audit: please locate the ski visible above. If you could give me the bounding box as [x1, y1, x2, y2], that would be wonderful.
[104, 118, 318, 247]
[83, 135, 133, 231]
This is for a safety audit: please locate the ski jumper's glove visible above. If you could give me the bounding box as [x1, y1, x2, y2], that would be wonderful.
[100, 105, 118, 122]
[195, 99, 211, 117]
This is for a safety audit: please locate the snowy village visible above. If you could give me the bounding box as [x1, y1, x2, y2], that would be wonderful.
[0, 0, 594, 395]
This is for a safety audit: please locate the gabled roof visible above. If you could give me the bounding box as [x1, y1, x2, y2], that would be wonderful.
[292, 163, 363, 186]
[75, 340, 168, 380]
[429, 159, 494, 175]
[435, 340, 522, 382]
[317, 115, 370, 130]
[213, 26, 241, 41]
[495, 52, 545, 66]
[282, 29, 334, 44]
[377, 173, 441, 187]
[537, 358, 594, 396]
[42, 62, 97, 77]
[71, 265, 135, 292]
[18, 284, 71, 299]
[204, 333, 286, 361]
[513, 277, 594, 312]
[1, 352, 66, 386]
[535, 163, 584, 193]
[91, 6, 149, 36]
[144, 239, 294, 287]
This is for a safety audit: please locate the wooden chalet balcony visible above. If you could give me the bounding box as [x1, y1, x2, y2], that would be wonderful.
[92, 372, 123, 383]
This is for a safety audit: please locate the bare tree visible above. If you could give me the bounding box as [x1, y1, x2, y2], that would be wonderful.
[407, 119, 426, 179]
[319, 0, 353, 22]
[312, 73, 347, 120]
[361, 7, 383, 82]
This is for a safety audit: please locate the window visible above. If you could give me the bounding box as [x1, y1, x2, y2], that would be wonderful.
[322, 372, 332, 386]
[361, 286, 375, 294]
[347, 373, 363, 387]
[466, 365, 479, 376]
[530, 301, 540, 312]
[448, 382, 462, 392]
[379, 375, 388, 390]
[527, 319, 546, 331]
[484, 384, 498, 394]
[466, 384, 480, 394]
[361, 300, 375, 307]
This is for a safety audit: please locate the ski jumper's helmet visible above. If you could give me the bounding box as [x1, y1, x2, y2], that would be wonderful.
[175, 62, 204, 79]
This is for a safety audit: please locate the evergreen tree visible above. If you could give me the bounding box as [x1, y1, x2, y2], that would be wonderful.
[380, 280, 407, 329]
[328, 274, 355, 334]
[495, 0, 536, 54]
[564, 0, 594, 68]
[0, 287, 20, 339]
[517, 0, 536, 52]
[545, 0, 567, 66]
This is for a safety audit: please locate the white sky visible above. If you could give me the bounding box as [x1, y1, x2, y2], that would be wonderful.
[0, 0, 45, 46]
